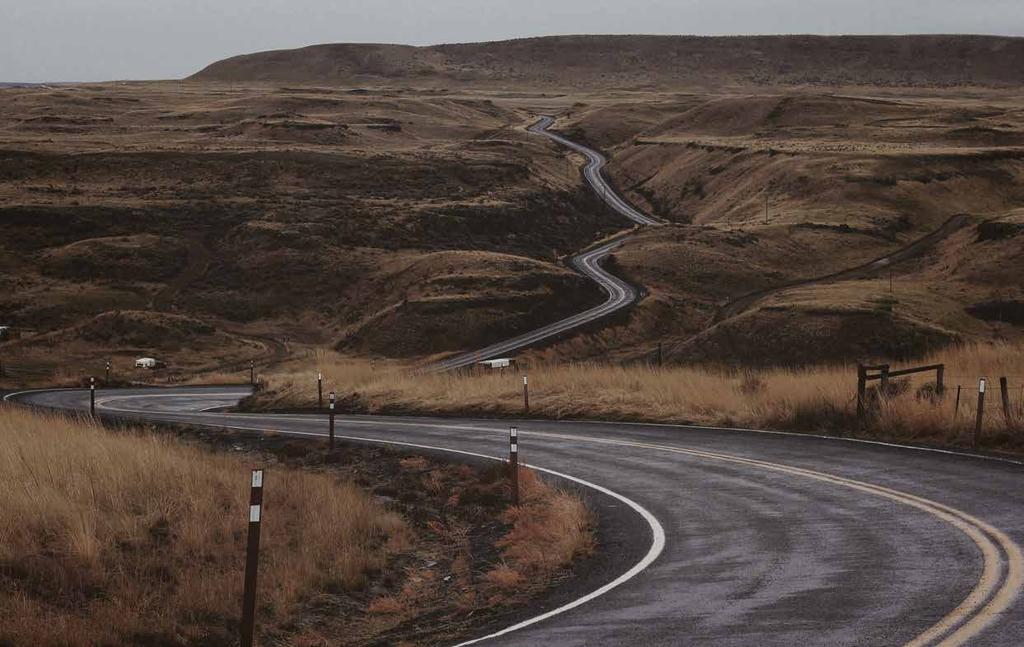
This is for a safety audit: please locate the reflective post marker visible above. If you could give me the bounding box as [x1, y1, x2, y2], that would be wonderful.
[328, 390, 336, 452]
[317, 372, 323, 409]
[105, 360, 111, 385]
[523, 375, 529, 415]
[249, 360, 255, 386]
[89, 377, 96, 417]
[240, 469, 264, 647]
[974, 378, 987, 450]
[509, 426, 520, 506]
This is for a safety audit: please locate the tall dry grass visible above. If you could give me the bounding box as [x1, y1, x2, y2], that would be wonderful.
[0, 407, 407, 646]
[258, 343, 1024, 451]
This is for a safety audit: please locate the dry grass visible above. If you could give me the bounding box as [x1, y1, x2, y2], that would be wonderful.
[0, 407, 407, 646]
[485, 469, 594, 597]
[258, 344, 1024, 452]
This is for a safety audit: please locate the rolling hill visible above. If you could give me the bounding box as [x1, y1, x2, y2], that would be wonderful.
[190, 35, 1024, 88]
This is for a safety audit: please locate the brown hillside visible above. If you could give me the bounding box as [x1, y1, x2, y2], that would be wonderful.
[190, 35, 1024, 88]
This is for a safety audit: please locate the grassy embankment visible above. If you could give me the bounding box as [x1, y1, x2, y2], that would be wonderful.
[0, 407, 592, 646]
[253, 343, 1024, 453]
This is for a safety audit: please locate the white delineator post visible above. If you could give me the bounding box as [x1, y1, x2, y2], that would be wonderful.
[241, 468, 264, 647]
[974, 378, 987, 450]
[523, 375, 529, 415]
[317, 371, 323, 409]
[328, 390, 336, 452]
[89, 377, 96, 416]
[509, 425, 520, 506]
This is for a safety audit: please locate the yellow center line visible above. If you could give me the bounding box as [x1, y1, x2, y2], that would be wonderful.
[520, 429, 1022, 647]
[85, 400, 1024, 645]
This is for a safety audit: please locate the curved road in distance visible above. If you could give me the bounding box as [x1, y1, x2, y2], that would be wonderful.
[528, 116, 661, 227]
[434, 117, 658, 371]
[433, 236, 638, 371]
[10, 386, 1024, 647]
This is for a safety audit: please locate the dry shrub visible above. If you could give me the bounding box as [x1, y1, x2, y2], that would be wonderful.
[483, 564, 523, 590]
[367, 595, 404, 615]
[496, 469, 595, 576]
[0, 407, 407, 647]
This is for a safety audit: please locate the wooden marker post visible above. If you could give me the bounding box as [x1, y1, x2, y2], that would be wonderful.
[974, 378, 987, 450]
[523, 375, 529, 415]
[954, 385, 962, 420]
[509, 426, 520, 506]
[317, 372, 323, 409]
[856, 364, 867, 421]
[1000, 377, 1012, 427]
[89, 377, 96, 417]
[240, 469, 264, 647]
[328, 390, 336, 452]
[249, 360, 255, 386]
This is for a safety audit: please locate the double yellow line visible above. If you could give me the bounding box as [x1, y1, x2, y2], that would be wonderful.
[522, 429, 1023, 647]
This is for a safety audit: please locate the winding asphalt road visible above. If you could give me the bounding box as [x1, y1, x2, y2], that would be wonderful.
[433, 117, 656, 371]
[433, 236, 639, 371]
[9, 386, 1024, 646]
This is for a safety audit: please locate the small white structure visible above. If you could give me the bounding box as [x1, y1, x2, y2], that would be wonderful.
[478, 358, 515, 370]
[135, 357, 161, 369]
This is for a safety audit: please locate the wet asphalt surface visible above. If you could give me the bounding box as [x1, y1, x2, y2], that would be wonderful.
[8, 386, 1024, 646]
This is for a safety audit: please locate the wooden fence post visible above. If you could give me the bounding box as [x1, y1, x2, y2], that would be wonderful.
[936, 364, 945, 396]
[1000, 377, 1012, 427]
[856, 364, 867, 421]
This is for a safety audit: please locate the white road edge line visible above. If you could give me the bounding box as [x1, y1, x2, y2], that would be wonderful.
[197, 423, 667, 647]
[84, 393, 1023, 645]
[7, 387, 1023, 468]
[4, 390, 666, 647]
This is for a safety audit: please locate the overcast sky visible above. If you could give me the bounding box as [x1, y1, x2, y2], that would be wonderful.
[3, 0, 1023, 82]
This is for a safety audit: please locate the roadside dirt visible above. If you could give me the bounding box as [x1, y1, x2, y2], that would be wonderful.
[149, 421, 598, 647]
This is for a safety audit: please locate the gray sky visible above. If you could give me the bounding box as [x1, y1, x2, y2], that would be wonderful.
[3, 0, 1023, 82]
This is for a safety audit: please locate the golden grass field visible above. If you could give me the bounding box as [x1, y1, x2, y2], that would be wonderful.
[0, 407, 407, 645]
[253, 343, 1024, 453]
[0, 406, 593, 646]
